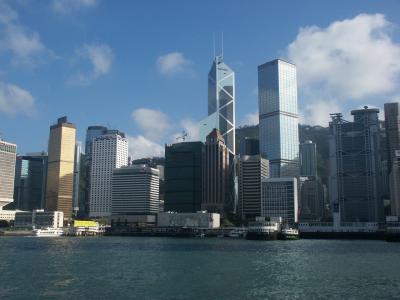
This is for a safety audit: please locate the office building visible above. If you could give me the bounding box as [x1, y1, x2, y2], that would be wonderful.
[261, 177, 298, 224]
[300, 140, 317, 177]
[89, 130, 128, 218]
[14, 153, 47, 211]
[45, 117, 76, 219]
[200, 56, 235, 154]
[112, 165, 159, 215]
[329, 107, 384, 222]
[258, 59, 299, 177]
[384, 102, 400, 216]
[237, 155, 269, 220]
[0, 139, 17, 210]
[239, 138, 259, 156]
[84, 126, 107, 216]
[73, 141, 82, 215]
[202, 129, 231, 215]
[164, 142, 203, 212]
[298, 177, 325, 221]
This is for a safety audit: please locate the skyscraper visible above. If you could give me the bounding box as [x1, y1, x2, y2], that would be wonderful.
[202, 129, 231, 215]
[164, 142, 203, 213]
[300, 140, 317, 177]
[329, 108, 384, 222]
[84, 126, 107, 216]
[72, 141, 82, 216]
[14, 153, 47, 211]
[46, 117, 76, 219]
[384, 102, 400, 216]
[258, 59, 299, 177]
[89, 130, 128, 218]
[0, 139, 17, 210]
[237, 155, 269, 220]
[201, 56, 235, 154]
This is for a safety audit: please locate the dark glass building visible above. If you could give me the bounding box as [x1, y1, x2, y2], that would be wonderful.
[164, 142, 203, 212]
[329, 107, 384, 222]
[14, 153, 48, 211]
[239, 138, 259, 156]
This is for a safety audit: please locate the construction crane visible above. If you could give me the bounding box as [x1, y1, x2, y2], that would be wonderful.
[176, 131, 188, 142]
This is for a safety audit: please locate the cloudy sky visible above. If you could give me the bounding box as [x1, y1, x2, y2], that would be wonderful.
[1, 0, 400, 158]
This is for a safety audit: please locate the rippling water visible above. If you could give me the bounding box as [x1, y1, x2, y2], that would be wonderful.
[0, 237, 399, 299]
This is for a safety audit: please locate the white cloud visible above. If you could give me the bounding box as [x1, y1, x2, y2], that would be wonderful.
[70, 43, 113, 85]
[131, 108, 171, 141]
[0, 1, 50, 67]
[127, 135, 164, 160]
[156, 52, 191, 76]
[180, 118, 200, 141]
[288, 14, 400, 100]
[240, 112, 259, 126]
[52, 0, 97, 14]
[0, 1, 18, 24]
[300, 99, 341, 126]
[0, 81, 36, 117]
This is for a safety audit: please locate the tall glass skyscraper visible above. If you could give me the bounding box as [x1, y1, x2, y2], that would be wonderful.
[201, 56, 235, 154]
[258, 59, 299, 177]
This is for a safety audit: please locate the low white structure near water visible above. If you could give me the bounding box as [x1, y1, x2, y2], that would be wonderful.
[157, 212, 220, 229]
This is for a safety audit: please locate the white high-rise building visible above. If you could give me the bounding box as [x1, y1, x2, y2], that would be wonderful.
[258, 59, 299, 177]
[0, 139, 17, 210]
[89, 130, 128, 218]
[261, 177, 298, 224]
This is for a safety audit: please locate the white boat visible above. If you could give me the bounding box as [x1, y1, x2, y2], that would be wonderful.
[33, 227, 64, 237]
[246, 221, 279, 240]
[279, 228, 299, 240]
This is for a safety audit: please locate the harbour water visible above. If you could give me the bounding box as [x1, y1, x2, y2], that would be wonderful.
[0, 237, 399, 299]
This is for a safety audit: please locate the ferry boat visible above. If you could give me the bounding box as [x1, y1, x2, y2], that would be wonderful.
[33, 227, 64, 237]
[246, 221, 279, 240]
[278, 228, 299, 240]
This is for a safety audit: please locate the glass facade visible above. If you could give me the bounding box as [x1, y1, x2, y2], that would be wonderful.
[258, 59, 299, 177]
[204, 56, 235, 154]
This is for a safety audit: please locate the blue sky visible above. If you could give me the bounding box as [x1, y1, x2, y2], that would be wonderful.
[1, 0, 400, 158]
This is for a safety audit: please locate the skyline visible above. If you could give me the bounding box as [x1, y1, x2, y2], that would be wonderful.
[1, 0, 400, 158]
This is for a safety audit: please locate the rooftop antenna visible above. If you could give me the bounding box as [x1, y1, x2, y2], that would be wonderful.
[213, 32, 216, 59]
[221, 32, 224, 60]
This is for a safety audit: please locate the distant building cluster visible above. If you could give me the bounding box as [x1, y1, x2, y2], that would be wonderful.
[1, 55, 400, 230]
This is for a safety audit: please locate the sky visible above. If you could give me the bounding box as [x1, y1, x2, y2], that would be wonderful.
[1, 0, 400, 158]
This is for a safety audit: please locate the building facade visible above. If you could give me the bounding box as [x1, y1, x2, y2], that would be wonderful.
[84, 126, 107, 216]
[300, 140, 317, 177]
[239, 138, 260, 156]
[164, 142, 203, 213]
[72, 141, 82, 215]
[14, 210, 63, 229]
[45, 117, 76, 219]
[202, 129, 231, 215]
[0, 139, 17, 209]
[384, 102, 400, 216]
[237, 155, 269, 221]
[258, 59, 299, 177]
[201, 56, 235, 154]
[89, 130, 128, 218]
[261, 177, 298, 224]
[298, 177, 325, 221]
[329, 108, 384, 222]
[14, 153, 47, 211]
[111, 165, 159, 215]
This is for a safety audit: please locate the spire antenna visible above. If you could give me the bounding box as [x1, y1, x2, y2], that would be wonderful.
[213, 32, 216, 59]
[221, 32, 224, 60]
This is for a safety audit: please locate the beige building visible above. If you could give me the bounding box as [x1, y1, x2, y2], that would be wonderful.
[46, 117, 76, 219]
[0, 139, 17, 209]
[202, 128, 231, 215]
